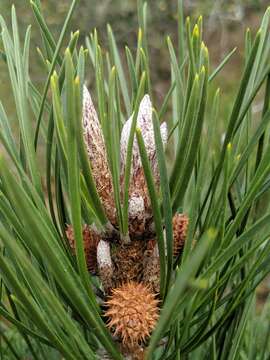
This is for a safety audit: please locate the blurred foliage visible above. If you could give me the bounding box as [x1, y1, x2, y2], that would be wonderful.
[0, 0, 268, 105]
[0, 0, 266, 143]
[0, 324, 60, 359]
[0, 0, 268, 61]
[0, 0, 268, 104]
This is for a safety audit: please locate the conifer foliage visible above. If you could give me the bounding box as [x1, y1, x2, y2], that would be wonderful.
[0, 1, 269, 359]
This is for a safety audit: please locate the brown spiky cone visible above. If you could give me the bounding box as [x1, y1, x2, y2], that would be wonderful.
[105, 282, 159, 352]
[66, 224, 100, 273]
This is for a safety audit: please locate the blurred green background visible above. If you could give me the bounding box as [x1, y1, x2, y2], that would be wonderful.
[0, 0, 269, 124]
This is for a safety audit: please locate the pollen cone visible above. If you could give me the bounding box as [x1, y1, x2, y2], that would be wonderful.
[105, 282, 159, 349]
[66, 225, 100, 273]
[173, 213, 189, 258]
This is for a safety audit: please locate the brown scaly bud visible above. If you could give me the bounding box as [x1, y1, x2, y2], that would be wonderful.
[112, 240, 145, 288]
[82, 86, 116, 225]
[66, 225, 100, 273]
[120, 95, 168, 235]
[131, 168, 151, 222]
[120, 95, 167, 187]
[173, 213, 189, 258]
[128, 194, 145, 237]
[97, 240, 114, 294]
[105, 282, 159, 349]
[143, 243, 160, 294]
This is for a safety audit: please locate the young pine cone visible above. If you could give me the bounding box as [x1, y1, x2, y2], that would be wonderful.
[105, 282, 159, 349]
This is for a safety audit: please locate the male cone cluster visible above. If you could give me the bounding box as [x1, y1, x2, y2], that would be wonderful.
[66, 224, 99, 274]
[66, 86, 189, 358]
